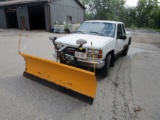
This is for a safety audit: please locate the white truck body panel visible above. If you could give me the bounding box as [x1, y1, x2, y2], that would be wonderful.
[55, 34, 113, 49]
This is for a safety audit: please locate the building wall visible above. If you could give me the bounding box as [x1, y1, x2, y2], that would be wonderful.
[16, 6, 30, 30]
[0, 0, 84, 30]
[0, 8, 8, 28]
[50, 0, 85, 27]
[44, 4, 51, 31]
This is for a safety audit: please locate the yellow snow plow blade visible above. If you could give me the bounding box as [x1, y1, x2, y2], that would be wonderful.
[20, 53, 97, 104]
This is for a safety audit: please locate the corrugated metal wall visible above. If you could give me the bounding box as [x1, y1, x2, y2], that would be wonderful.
[0, 8, 7, 28]
[44, 4, 51, 31]
[16, 6, 30, 30]
[50, 0, 84, 27]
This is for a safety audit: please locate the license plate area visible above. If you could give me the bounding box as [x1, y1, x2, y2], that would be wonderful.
[75, 51, 87, 59]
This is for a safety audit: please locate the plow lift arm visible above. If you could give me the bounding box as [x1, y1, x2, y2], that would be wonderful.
[18, 32, 97, 104]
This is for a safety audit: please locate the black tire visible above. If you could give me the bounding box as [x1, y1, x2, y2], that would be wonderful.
[60, 59, 66, 64]
[99, 54, 111, 77]
[122, 45, 129, 56]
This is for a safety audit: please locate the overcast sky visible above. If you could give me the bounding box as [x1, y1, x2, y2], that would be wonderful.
[126, 0, 160, 6]
[125, 0, 139, 7]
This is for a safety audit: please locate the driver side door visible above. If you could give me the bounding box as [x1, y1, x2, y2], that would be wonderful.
[115, 24, 125, 54]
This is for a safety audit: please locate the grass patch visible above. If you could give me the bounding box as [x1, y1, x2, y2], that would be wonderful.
[156, 29, 160, 32]
[138, 27, 160, 33]
[130, 24, 137, 30]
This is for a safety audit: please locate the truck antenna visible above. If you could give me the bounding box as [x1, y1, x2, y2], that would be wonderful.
[91, 42, 96, 74]
[18, 23, 24, 54]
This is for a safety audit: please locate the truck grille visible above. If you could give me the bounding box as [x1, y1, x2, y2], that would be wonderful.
[63, 47, 86, 56]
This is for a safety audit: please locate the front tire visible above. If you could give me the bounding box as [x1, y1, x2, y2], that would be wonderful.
[122, 45, 129, 56]
[99, 54, 111, 77]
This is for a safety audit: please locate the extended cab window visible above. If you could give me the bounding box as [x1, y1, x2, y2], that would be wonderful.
[122, 24, 126, 35]
[117, 24, 123, 36]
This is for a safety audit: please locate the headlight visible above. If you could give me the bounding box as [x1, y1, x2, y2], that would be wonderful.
[87, 49, 100, 54]
[88, 49, 92, 53]
[87, 49, 102, 58]
[94, 50, 99, 54]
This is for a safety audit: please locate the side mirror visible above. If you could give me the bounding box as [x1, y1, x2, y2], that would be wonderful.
[49, 36, 57, 45]
[117, 35, 126, 40]
[49, 36, 57, 41]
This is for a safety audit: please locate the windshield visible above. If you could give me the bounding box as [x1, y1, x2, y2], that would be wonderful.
[77, 22, 116, 37]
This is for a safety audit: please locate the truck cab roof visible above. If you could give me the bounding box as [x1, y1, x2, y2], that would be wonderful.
[85, 20, 124, 24]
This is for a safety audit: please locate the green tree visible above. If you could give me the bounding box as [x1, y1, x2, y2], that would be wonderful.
[153, 6, 160, 28]
[136, 0, 159, 28]
[88, 0, 126, 20]
[79, 0, 90, 5]
[0, 0, 8, 2]
[80, 0, 160, 29]
[125, 7, 137, 27]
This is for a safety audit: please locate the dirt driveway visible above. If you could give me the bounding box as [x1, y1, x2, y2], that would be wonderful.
[0, 29, 160, 120]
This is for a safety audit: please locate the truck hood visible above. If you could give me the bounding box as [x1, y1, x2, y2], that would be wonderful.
[56, 34, 112, 49]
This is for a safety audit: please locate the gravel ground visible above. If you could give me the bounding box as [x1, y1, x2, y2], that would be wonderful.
[0, 29, 160, 120]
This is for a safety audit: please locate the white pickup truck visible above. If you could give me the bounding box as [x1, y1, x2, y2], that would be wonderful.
[50, 20, 132, 77]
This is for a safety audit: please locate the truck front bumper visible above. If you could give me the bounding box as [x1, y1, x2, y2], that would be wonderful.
[53, 52, 105, 69]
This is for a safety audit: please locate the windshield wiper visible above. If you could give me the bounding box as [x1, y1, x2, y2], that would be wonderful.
[76, 31, 85, 34]
[90, 31, 105, 36]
